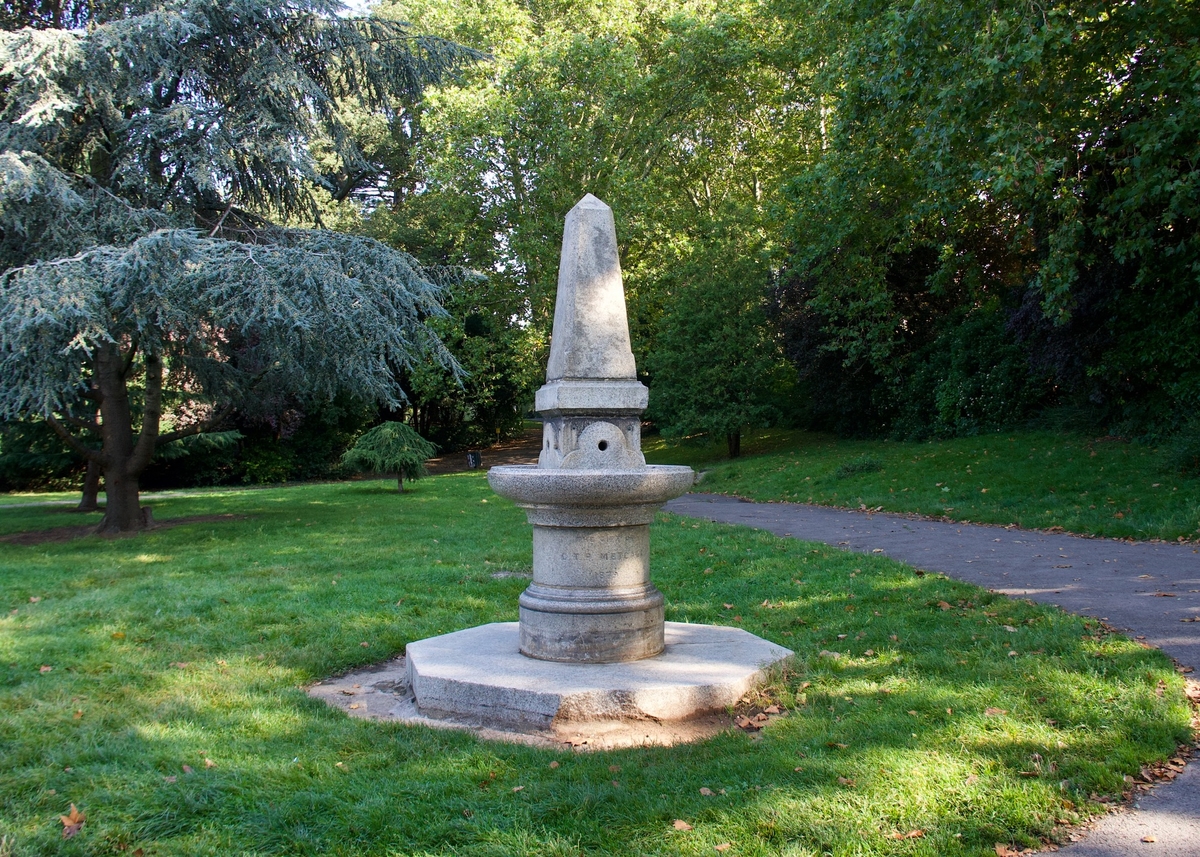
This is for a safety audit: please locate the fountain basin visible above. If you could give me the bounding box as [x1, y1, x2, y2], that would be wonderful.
[488, 464, 695, 662]
[488, 464, 695, 512]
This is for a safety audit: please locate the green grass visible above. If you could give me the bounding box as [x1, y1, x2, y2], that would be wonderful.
[646, 429, 1200, 541]
[0, 475, 1191, 856]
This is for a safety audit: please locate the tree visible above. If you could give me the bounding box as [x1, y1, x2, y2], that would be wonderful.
[648, 235, 795, 458]
[341, 421, 437, 492]
[0, 0, 480, 532]
[375, 0, 817, 441]
[772, 0, 1200, 433]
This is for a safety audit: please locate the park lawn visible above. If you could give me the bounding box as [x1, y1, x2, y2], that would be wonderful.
[0, 475, 1192, 856]
[645, 429, 1200, 541]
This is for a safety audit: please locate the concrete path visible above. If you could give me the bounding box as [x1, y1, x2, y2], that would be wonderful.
[665, 493, 1200, 857]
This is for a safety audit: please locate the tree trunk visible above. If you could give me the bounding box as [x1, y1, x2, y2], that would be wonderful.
[97, 468, 146, 533]
[726, 431, 741, 459]
[77, 458, 101, 512]
[93, 343, 163, 534]
[396, 474, 405, 493]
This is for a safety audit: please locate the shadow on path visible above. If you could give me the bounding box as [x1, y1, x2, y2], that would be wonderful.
[665, 493, 1200, 857]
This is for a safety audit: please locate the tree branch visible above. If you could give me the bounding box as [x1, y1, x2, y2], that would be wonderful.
[155, 403, 236, 445]
[45, 415, 102, 463]
[208, 200, 234, 238]
[121, 336, 140, 379]
[128, 353, 163, 474]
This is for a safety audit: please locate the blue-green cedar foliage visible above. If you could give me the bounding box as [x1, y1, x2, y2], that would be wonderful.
[0, 0, 479, 529]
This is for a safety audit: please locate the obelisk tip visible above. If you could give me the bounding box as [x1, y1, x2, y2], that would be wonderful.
[572, 193, 609, 212]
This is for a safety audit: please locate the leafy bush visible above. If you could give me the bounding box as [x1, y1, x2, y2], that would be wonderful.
[892, 308, 1047, 440]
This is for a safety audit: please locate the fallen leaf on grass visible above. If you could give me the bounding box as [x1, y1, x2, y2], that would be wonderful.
[163, 775, 176, 784]
[985, 708, 1008, 716]
[512, 786, 524, 793]
[673, 820, 693, 831]
[889, 830, 925, 839]
[937, 601, 952, 610]
[764, 705, 781, 715]
[205, 758, 216, 769]
[836, 776, 855, 787]
[715, 844, 731, 852]
[549, 761, 559, 769]
[39, 665, 52, 673]
[827, 742, 848, 749]
[60, 804, 85, 839]
[360, 641, 370, 647]
[995, 845, 1020, 857]
[29, 596, 41, 603]
[965, 774, 979, 785]
[699, 787, 715, 796]
[181, 764, 194, 774]
[608, 764, 621, 773]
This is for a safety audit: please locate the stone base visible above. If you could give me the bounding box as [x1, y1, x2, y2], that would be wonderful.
[405, 621, 793, 738]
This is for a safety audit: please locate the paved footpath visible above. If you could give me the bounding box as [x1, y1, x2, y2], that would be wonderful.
[665, 494, 1200, 857]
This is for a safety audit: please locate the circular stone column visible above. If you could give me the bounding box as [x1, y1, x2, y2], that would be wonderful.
[488, 466, 695, 664]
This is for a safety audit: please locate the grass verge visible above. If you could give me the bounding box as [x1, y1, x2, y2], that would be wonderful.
[646, 429, 1200, 541]
[0, 475, 1192, 855]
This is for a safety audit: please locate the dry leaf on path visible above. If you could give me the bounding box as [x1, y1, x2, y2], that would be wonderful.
[1141, 836, 1157, 843]
[60, 804, 85, 839]
[673, 820, 693, 831]
[995, 844, 1019, 857]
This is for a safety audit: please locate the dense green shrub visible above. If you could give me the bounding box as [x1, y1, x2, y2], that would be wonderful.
[891, 308, 1048, 440]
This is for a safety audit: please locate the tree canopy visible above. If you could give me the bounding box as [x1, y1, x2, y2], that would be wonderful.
[0, 0, 480, 530]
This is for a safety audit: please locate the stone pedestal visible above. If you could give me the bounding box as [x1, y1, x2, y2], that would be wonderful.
[400, 194, 792, 739]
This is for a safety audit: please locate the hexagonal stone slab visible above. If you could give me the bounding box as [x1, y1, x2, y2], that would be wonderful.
[406, 621, 793, 734]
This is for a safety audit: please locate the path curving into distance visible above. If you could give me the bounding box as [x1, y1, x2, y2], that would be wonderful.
[665, 493, 1200, 857]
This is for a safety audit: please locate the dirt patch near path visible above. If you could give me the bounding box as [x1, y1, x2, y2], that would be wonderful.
[0, 514, 246, 546]
[424, 426, 543, 475]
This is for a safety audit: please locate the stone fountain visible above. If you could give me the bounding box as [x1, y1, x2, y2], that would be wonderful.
[404, 195, 791, 743]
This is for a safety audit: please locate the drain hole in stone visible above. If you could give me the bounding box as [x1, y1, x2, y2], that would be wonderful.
[598, 440, 608, 451]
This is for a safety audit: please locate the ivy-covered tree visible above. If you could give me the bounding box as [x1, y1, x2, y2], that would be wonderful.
[0, 0, 480, 532]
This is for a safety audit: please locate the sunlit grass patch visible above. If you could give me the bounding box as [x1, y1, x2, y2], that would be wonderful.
[0, 476, 1191, 855]
[647, 428, 1200, 540]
